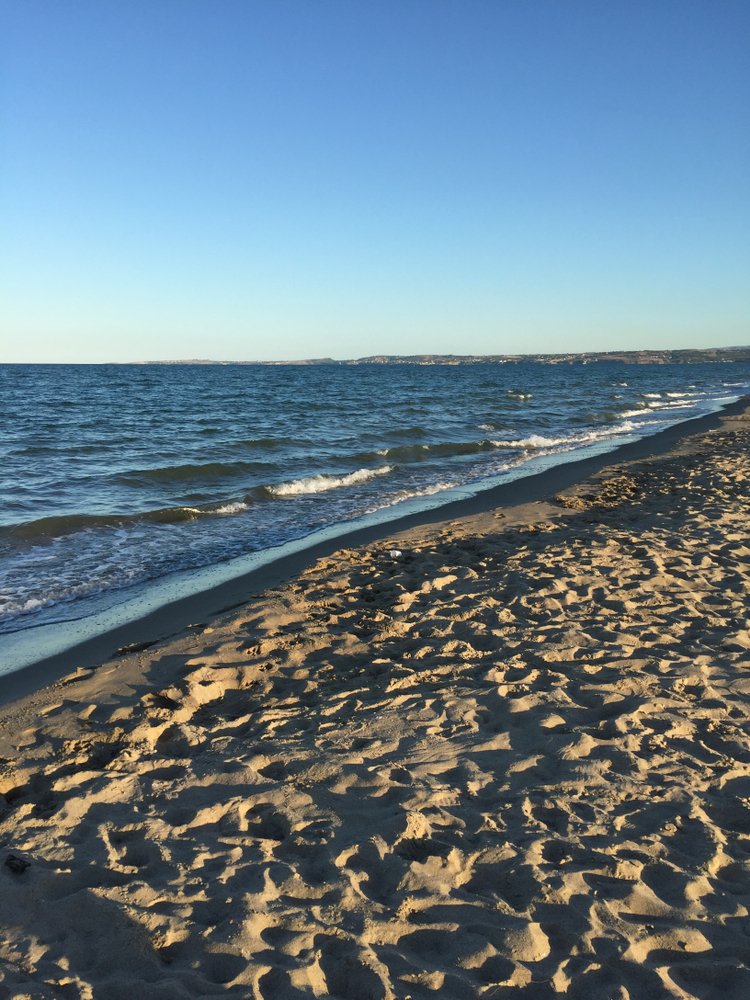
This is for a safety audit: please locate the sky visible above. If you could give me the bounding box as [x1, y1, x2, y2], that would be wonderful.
[2, 1, 749, 362]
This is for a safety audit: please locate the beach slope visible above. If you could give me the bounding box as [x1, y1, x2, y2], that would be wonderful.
[1, 404, 749, 998]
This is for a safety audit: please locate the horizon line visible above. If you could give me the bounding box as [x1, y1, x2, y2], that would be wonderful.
[2, 344, 750, 366]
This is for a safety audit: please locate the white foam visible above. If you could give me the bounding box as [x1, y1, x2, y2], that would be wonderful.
[213, 501, 249, 515]
[364, 479, 460, 515]
[176, 500, 249, 517]
[19, 597, 44, 612]
[491, 420, 642, 452]
[647, 400, 694, 411]
[492, 433, 572, 449]
[397, 479, 459, 499]
[630, 399, 694, 416]
[271, 465, 393, 496]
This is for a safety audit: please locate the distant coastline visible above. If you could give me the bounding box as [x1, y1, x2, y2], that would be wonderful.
[133, 346, 750, 366]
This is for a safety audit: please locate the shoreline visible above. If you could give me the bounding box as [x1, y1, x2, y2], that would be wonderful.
[1, 394, 747, 707]
[0, 396, 749, 996]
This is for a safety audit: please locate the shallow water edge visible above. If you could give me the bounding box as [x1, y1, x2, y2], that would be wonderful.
[1, 394, 746, 707]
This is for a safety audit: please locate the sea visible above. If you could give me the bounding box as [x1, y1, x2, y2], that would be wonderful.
[1, 361, 748, 672]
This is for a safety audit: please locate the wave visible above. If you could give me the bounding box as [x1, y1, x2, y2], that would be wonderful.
[0, 500, 250, 542]
[620, 407, 654, 418]
[364, 479, 460, 515]
[11, 442, 116, 457]
[211, 501, 250, 515]
[232, 436, 313, 450]
[388, 426, 429, 440]
[619, 395, 703, 419]
[2, 464, 398, 539]
[644, 400, 697, 412]
[372, 440, 502, 463]
[362, 418, 666, 466]
[270, 465, 393, 496]
[114, 460, 273, 484]
[491, 433, 575, 449]
[491, 420, 646, 452]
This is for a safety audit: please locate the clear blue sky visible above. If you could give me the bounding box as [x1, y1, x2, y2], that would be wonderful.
[2, 1, 748, 361]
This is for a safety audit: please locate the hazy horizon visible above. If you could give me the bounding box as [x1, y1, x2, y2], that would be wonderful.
[4, 341, 750, 367]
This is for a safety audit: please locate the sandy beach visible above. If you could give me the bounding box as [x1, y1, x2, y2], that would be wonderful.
[1, 401, 749, 999]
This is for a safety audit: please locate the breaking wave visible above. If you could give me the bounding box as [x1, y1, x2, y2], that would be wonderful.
[491, 420, 644, 451]
[270, 465, 393, 496]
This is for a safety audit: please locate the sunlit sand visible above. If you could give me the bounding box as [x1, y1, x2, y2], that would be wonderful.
[0, 401, 748, 997]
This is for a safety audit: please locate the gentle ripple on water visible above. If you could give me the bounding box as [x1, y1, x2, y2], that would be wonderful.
[0, 361, 749, 634]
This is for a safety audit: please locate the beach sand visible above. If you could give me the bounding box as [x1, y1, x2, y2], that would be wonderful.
[0, 403, 749, 999]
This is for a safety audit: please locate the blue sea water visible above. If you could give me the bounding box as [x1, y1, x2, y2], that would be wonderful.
[0, 361, 748, 647]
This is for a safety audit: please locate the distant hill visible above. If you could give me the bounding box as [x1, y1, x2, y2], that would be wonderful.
[145, 346, 750, 366]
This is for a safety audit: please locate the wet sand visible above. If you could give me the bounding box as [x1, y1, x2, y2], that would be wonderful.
[0, 400, 749, 998]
